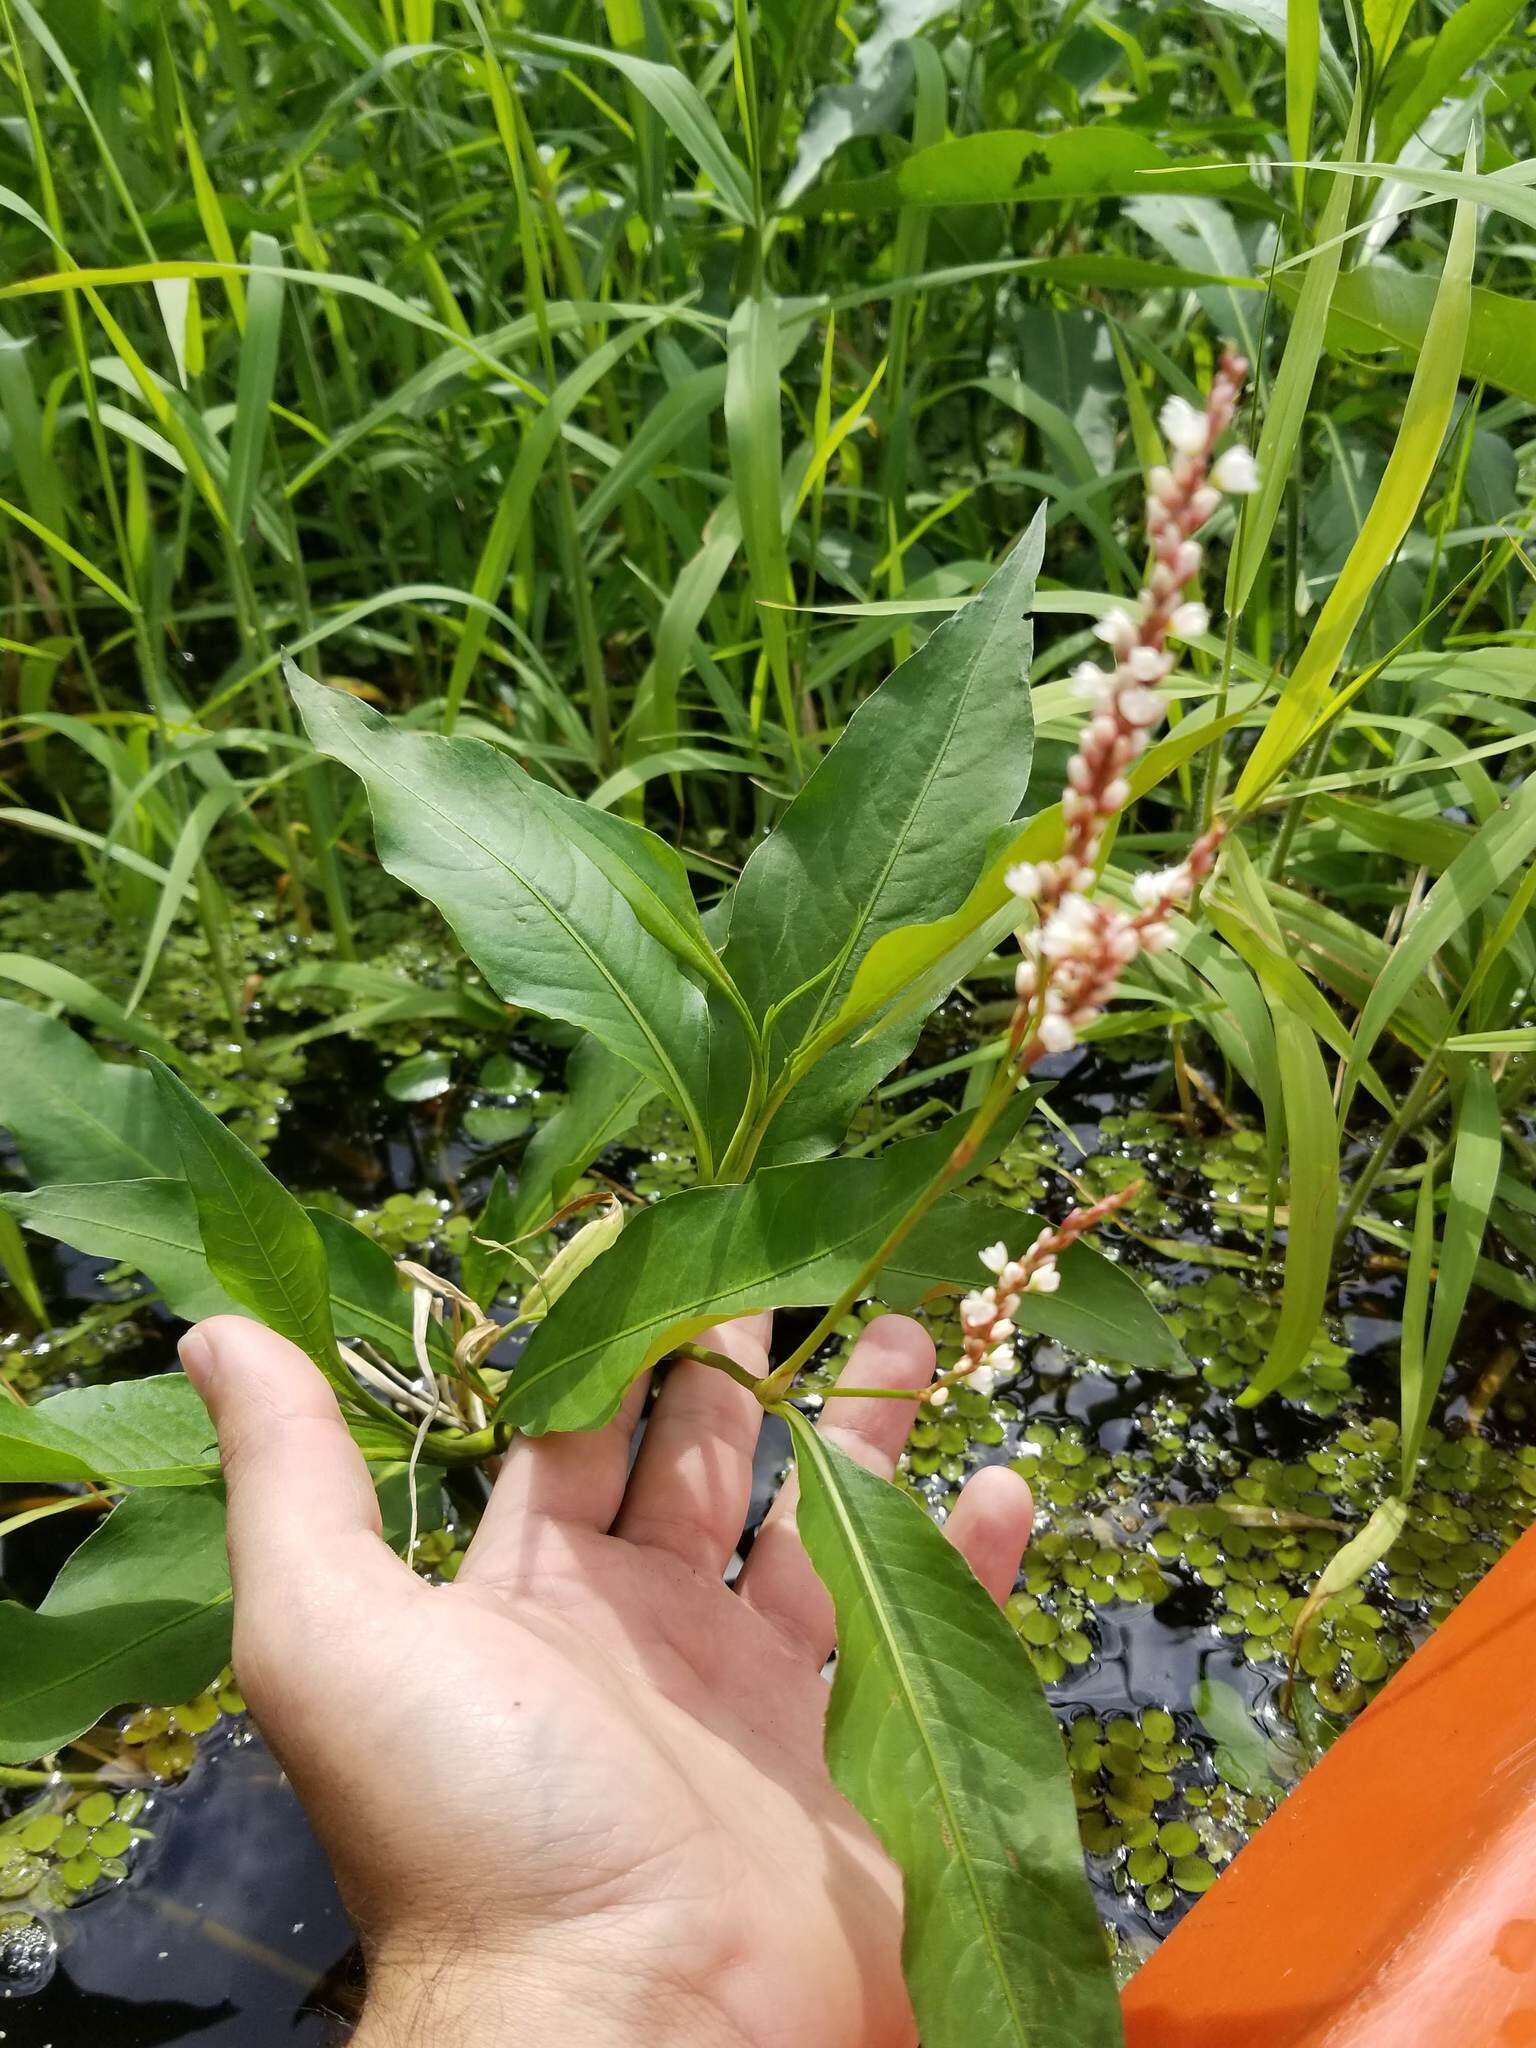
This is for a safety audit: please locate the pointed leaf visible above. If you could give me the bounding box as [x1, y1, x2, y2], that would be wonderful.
[884, 1199, 1182, 1369]
[2, 1179, 238, 1322]
[502, 1123, 959, 1434]
[0, 1375, 218, 1488]
[718, 517, 1044, 1162]
[0, 1000, 177, 1183]
[149, 1059, 339, 1378]
[786, 1413, 1123, 2048]
[0, 1487, 232, 1764]
[290, 669, 720, 1169]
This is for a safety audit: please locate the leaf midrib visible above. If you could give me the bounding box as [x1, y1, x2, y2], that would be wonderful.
[789, 1415, 1030, 2042]
[511, 1162, 928, 1406]
[798, 576, 1024, 1050]
[348, 727, 708, 1160]
[2, 1586, 231, 1718]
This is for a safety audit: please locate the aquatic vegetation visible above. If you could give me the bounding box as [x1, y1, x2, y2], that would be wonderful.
[1, 0, 1535, 2033]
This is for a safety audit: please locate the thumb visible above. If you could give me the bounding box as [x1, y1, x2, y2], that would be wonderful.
[179, 1315, 397, 1632]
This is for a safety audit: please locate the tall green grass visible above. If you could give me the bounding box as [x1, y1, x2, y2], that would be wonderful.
[1, 0, 1534, 1479]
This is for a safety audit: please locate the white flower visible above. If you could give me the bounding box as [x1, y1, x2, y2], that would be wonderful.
[1014, 957, 1038, 1001]
[1093, 606, 1138, 653]
[1037, 1012, 1077, 1054]
[1132, 869, 1166, 908]
[1159, 394, 1207, 459]
[1128, 645, 1172, 682]
[1120, 685, 1162, 728]
[1169, 600, 1209, 641]
[1026, 1262, 1062, 1295]
[979, 1241, 1010, 1276]
[1005, 861, 1040, 901]
[927, 1384, 951, 1408]
[960, 1290, 996, 1325]
[966, 1364, 1001, 1399]
[1072, 661, 1110, 701]
[1212, 443, 1259, 494]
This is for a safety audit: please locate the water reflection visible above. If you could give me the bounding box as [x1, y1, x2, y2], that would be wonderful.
[4, 1736, 357, 2046]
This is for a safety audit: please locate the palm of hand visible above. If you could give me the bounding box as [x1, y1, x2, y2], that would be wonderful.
[186, 1311, 1031, 2047]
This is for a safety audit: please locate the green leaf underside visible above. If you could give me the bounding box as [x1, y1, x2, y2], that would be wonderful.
[0, 1487, 233, 1764]
[786, 1413, 1124, 2048]
[0, 1470, 441, 1763]
[149, 1059, 339, 1375]
[0, 1374, 218, 1487]
[714, 516, 1044, 1164]
[290, 670, 719, 1164]
[5, 1182, 443, 1382]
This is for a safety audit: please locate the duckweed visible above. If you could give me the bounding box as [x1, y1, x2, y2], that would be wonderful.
[0, 1786, 151, 1912]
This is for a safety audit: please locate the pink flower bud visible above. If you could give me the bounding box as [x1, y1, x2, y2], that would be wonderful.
[1094, 607, 1138, 653]
[1190, 484, 1221, 524]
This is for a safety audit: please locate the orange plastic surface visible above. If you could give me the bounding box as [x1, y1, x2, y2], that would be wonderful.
[1122, 1516, 1536, 2048]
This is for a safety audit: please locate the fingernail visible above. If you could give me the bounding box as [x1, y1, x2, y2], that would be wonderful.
[179, 1327, 215, 1390]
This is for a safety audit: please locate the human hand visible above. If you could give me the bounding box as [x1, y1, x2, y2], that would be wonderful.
[178, 1310, 1033, 2047]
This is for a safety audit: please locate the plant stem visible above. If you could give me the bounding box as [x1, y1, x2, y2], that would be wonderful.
[757, 1043, 1023, 1403]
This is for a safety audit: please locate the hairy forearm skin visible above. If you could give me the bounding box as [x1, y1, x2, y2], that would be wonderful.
[350, 1947, 756, 2048]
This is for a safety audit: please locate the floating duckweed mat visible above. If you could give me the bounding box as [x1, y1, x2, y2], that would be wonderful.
[3, 970, 1535, 1991]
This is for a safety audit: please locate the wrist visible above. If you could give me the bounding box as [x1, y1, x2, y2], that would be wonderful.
[351, 1939, 747, 2048]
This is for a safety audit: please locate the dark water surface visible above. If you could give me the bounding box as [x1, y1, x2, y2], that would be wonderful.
[2, 1736, 356, 2046]
[4, 1023, 1532, 2036]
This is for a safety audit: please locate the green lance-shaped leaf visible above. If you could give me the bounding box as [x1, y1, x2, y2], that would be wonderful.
[149, 1058, 339, 1380]
[0, 1375, 218, 1488]
[785, 1412, 1124, 2048]
[1400, 1061, 1502, 1489]
[1288, 1497, 1410, 1672]
[1341, 772, 1536, 1119]
[712, 515, 1044, 1164]
[1236, 148, 1477, 806]
[290, 667, 720, 1171]
[500, 1126, 957, 1433]
[0, 998, 177, 1183]
[460, 1167, 522, 1310]
[0, 1466, 442, 1763]
[4, 1181, 442, 1386]
[884, 1200, 1183, 1370]
[801, 125, 1246, 214]
[0, 1487, 233, 1765]
[2, 1178, 239, 1322]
